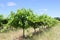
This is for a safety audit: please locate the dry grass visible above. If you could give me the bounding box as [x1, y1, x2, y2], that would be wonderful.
[0, 24, 60, 40]
[0, 29, 23, 40]
[32, 24, 60, 40]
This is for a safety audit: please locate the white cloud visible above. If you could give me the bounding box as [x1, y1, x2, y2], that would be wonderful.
[44, 9, 47, 12]
[35, 9, 48, 14]
[39, 9, 48, 12]
[7, 2, 16, 6]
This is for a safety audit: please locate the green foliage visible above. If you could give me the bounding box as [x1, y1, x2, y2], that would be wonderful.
[0, 8, 58, 38]
[2, 19, 8, 24]
[38, 14, 57, 29]
[0, 15, 4, 26]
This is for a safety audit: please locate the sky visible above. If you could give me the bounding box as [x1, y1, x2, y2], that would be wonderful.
[0, 0, 60, 17]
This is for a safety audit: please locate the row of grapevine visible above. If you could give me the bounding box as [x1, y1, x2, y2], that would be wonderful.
[0, 8, 58, 38]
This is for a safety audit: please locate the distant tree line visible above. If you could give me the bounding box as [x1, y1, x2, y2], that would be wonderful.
[54, 17, 60, 21]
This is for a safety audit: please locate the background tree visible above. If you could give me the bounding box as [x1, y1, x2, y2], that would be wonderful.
[54, 17, 60, 21]
[0, 15, 4, 30]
